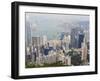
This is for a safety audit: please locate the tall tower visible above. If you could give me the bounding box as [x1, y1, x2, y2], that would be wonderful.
[78, 33, 84, 48]
[42, 35, 47, 45]
[62, 34, 71, 50]
[81, 35, 88, 64]
[71, 27, 83, 48]
[25, 22, 32, 47]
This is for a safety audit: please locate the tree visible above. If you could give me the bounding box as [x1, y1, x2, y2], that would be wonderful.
[71, 53, 81, 65]
[67, 49, 82, 66]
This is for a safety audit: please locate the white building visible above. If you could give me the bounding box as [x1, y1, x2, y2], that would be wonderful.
[42, 35, 47, 45]
[81, 36, 88, 63]
[43, 50, 57, 64]
[62, 35, 71, 50]
[65, 56, 71, 65]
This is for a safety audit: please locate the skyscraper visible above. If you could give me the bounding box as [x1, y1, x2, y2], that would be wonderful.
[32, 37, 42, 58]
[71, 27, 83, 48]
[32, 37, 41, 47]
[42, 35, 47, 45]
[81, 36, 88, 64]
[25, 22, 32, 47]
[61, 34, 71, 50]
[78, 33, 84, 48]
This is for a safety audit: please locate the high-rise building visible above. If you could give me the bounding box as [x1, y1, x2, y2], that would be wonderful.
[42, 35, 47, 45]
[84, 30, 89, 43]
[62, 34, 71, 50]
[81, 36, 88, 64]
[78, 33, 84, 48]
[25, 46, 31, 63]
[32, 37, 41, 47]
[25, 22, 32, 47]
[60, 32, 71, 50]
[71, 27, 83, 48]
[25, 22, 32, 63]
[31, 46, 37, 63]
[32, 37, 42, 58]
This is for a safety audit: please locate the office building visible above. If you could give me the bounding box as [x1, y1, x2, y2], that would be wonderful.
[71, 27, 83, 48]
[81, 37, 88, 64]
[25, 22, 32, 47]
[78, 33, 84, 48]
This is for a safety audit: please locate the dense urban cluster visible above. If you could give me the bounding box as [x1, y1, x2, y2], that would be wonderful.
[25, 25, 89, 68]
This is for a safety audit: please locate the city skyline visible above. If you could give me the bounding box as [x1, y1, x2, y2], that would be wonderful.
[25, 12, 89, 40]
[25, 12, 90, 68]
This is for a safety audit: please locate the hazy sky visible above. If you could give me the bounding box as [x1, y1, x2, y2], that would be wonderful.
[25, 12, 89, 40]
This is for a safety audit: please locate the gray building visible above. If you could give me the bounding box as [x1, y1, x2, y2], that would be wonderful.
[25, 21, 32, 47]
[32, 37, 43, 59]
[71, 27, 83, 48]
